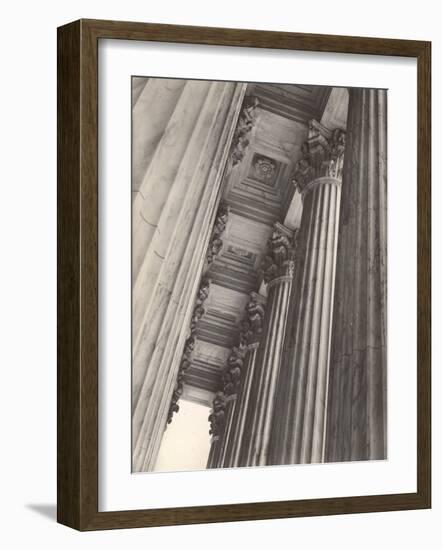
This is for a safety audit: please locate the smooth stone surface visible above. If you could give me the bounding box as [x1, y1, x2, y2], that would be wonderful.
[132, 82, 247, 472]
[325, 88, 387, 462]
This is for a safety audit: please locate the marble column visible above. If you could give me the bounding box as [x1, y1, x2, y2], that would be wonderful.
[132, 78, 186, 203]
[207, 392, 227, 469]
[209, 339, 250, 468]
[325, 88, 387, 462]
[222, 342, 259, 468]
[206, 437, 220, 469]
[206, 290, 266, 469]
[269, 121, 346, 465]
[132, 81, 247, 472]
[239, 225, 295, 467]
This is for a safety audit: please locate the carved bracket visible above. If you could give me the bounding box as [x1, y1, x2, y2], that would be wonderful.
[240, 292, 266, 345]
[190, 277, 211, 335]
[166, 336, 195, 424]
[167, 277, 212, 425]
[208, 391, 227, 436]
[229, 96, 259, 166]
[219, 292, 267, 402]
[222, 341, 249, 397]
[259, 223, 296, 284]
[206, 203, 230, 265]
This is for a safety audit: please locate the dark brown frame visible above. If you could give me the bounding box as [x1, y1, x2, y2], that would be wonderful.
[57, 18, 431, 531]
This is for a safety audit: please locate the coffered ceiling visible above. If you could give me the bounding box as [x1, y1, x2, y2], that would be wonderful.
[183, 83, 339, 404]
[248, 82, 331, 124]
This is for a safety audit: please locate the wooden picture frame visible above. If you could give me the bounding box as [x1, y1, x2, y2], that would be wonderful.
[57, 18, 431, 530]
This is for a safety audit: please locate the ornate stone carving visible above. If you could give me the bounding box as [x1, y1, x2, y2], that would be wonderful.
[230, 96, 259, 166]
[268, 226, 292, 265]
[195, 277, 211, 307]
[166, 336, 194, 424]
[259, 223, 295, 283]
[328, 128, 346, 179]
[190, 277, 211, 335]
[206, 204, 229, 265]
[222, 342, 249, 396]
[239, 319, 255, 346]
[259, 254, 279, 284]
[292, 120, 346, 192]
[250, 154, 277, 185]
[239, 292, 267, 346]
[189, 305, 205, 336]
[208, 391, 227, 436]
[181, 336, 195, 368]
[167, 277, 211, 424]
[212, 203, 229, 237]
[245, 293, 266, 335]
[206, 237, 223, 265]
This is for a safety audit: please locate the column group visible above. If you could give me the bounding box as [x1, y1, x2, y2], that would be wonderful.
[207, 224, 296, 468]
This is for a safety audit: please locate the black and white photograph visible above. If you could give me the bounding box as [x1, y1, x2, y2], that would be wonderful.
[131, 78, 387, 473]
[1, 0, 435, 543]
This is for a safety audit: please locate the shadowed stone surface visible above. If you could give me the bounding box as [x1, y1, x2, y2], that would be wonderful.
[325, 88, 387, 462]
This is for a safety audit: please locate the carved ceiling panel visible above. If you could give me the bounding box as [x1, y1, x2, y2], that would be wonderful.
[183, 83, 338, 397]
[248, 153, 280, 187]
[223, 107, 308, 225]
[184, 337, 231, 394]
[248, 83, 331, 124]
[207, 214, 273, 294]
[196, 283, 251, 346]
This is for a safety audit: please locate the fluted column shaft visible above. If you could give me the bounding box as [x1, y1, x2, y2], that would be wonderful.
[325, 88, 387, 462]
[270, 170, 343, 464]
[207, 291, 266, 469]
[132, 82, 246, 472]
[220, 343, 259, 467]
[242, 270, 293, 466]
[206, 391, 227, 468]
[227, 224, 295, 468]
[213, 395, 236, 468]
[207, 437, 220, 469]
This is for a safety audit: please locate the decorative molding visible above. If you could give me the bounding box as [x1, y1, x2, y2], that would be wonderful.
[291, 119, 346, 192]
[248, 153, 279, 186]
[241, 292, 266, 343]
[222, 341, 249, 397]
[166, 277, 212, 424]
[207, 261, 259, 295]
[166, 336, 195, 424]
[213, 292, 267, 406]
[191, 277, 212, 322]
[229, 96, 259, 166]
[184, 359, 224, 394]
[301, 175, 342, 197]
[259, 223, 296, 284]
[248, 83, 332, 124]
[206, 203, 229, 265]
[208, 391, 227, 437]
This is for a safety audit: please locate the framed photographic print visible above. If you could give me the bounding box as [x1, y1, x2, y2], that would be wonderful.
[57, 19, 431, 530]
